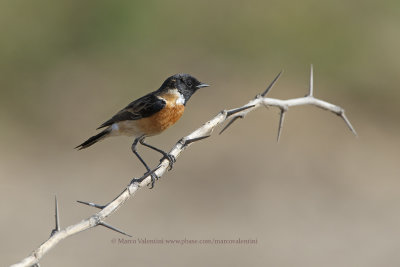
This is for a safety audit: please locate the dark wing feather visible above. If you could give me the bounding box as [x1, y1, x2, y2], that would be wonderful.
[97, 93, 166, 129]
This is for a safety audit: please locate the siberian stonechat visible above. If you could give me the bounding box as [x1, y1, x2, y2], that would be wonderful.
[76, 73, 209, 187]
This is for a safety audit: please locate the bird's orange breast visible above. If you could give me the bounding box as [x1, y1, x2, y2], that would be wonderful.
[136, 92, 185, 136]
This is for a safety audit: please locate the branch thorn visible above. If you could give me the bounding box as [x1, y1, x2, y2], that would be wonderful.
[219, 116, 242, 135]
[277, 108, 287, 142]
[261, 70, 283, 97]
[307, 64, 314, 97]
[339, 111, 358, 136]
[77, 200, 106, 210]
[226, 105, 255, 117]
[50, 195, 60, 236]
[183, 135, 211, 146]
[99, 222, 132, 237]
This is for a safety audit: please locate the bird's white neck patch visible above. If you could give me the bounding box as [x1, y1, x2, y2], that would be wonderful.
[168, 89, 185, 105]
[176, 93, 185, 105]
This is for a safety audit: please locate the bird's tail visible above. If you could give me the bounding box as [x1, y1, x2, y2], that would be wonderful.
[75, 128, 111, 150]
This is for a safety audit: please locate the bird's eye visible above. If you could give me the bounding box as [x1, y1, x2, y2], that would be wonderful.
[186, 80, 193, 87]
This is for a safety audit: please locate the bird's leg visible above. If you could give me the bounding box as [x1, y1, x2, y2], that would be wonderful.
[139, 138, 176, 171]
[131, 136, 158, 188]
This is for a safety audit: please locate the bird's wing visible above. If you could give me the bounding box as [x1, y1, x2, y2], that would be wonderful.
[97, 93, 166, 129]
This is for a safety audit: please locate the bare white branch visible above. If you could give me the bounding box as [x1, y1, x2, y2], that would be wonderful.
[10, 67, 356, 267]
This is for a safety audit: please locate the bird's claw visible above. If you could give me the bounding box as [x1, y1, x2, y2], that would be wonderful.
[160, 153, 176, 171]
[147, 172, 159, 189]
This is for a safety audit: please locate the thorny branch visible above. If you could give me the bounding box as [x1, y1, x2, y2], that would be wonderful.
[10, 66, 356, 267]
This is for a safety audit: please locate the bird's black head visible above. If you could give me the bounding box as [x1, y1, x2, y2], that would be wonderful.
[160, 73, 209, 104]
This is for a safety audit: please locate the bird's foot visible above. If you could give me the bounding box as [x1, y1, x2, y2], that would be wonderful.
[160, 153, 176, 171]
[146, 172, 160, 189]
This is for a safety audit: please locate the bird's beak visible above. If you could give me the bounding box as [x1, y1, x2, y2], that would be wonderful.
[196, 83, 210, 89]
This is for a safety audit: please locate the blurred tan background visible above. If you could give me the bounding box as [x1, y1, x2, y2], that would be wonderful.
[2, 0, 400, 266]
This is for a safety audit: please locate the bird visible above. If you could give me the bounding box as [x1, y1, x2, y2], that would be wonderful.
[76, 73, 210, 187]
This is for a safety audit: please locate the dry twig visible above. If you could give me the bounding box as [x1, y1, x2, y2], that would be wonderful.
[10, 66, 356, 267]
